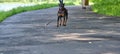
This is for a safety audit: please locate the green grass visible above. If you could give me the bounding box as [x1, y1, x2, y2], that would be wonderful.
[0, 2, 74, 22]
[91, 0, 120, 16]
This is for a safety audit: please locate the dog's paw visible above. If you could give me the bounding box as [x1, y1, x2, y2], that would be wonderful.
[63, 24, 66, 26]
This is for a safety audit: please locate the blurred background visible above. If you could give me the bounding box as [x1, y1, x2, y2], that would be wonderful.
[0, 0, 120, 22]
[0, 0, 81, 22]
[0, 0, 81, 11]
[0, 0, 80, 3]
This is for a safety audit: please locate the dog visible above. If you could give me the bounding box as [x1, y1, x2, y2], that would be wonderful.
[57, 3, 68, 27]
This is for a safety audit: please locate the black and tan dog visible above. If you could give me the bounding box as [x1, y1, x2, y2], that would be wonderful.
[57, 3, 68, 27]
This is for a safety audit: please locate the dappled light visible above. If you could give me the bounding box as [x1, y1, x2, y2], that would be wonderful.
[87, 30, 120, 35]
[102, 52, 116, 54]
[52, 33, 107, 41]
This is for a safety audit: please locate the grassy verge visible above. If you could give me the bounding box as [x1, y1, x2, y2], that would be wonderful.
[91, 0, 120, 17]
[0, 3, 74, 22]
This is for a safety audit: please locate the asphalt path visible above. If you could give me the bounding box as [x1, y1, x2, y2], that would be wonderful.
[0, 6, 120, 54]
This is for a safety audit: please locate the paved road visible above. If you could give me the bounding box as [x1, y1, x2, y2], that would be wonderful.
[0, 6, 120, 54]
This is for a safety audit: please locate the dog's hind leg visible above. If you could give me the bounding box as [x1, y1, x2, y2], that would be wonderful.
[60, 17, 62, 26]
[63, 16, 66, 26]
[63, 15, 68, 26]
[65, 15, 68, 25]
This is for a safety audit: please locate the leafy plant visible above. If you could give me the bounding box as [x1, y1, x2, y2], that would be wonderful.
[91, 0, 120, 16]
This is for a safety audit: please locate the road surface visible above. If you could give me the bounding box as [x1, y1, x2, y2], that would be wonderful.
[0, 6, 120, 54]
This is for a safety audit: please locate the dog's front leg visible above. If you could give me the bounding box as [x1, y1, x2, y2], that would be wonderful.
[63, 16, 66, 26]
[57, 16, 60, 27]
[65, 15, 68, 25]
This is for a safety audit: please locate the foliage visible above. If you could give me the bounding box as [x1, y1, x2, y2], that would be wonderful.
[0, 4, 58, 22]
[91, 0, 120, 16]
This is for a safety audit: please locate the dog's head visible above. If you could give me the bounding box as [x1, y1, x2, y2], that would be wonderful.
[59, 3, 65, 8]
